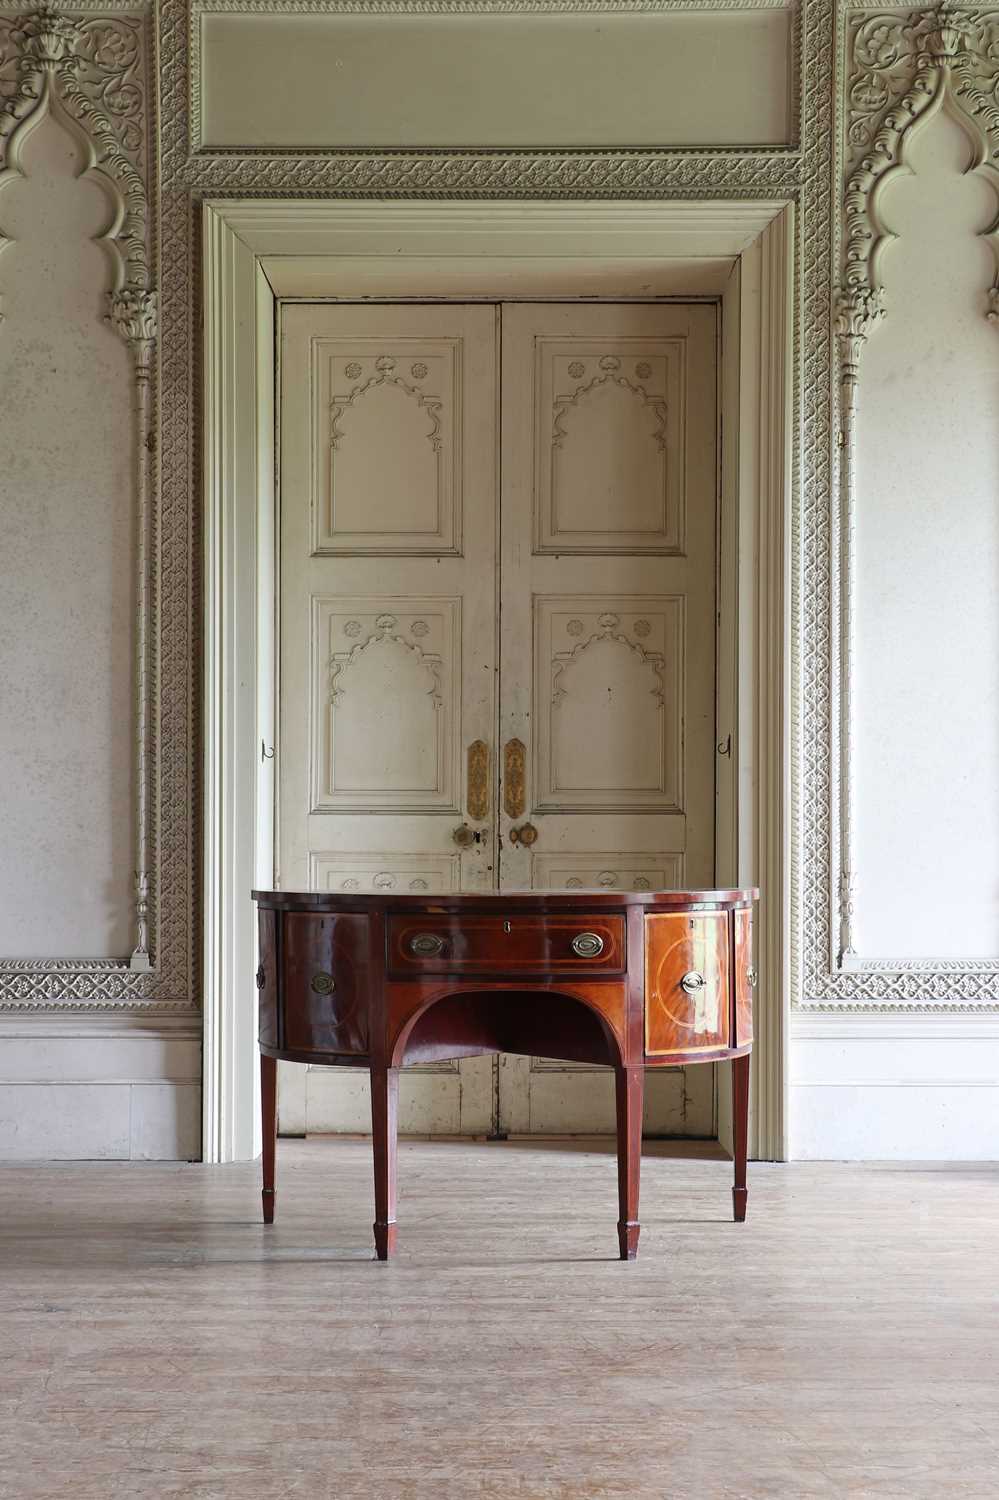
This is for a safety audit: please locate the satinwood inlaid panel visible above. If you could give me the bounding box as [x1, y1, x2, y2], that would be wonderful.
[313, 340, 461, 555]
[387, 914, 626, 976]
[282, 912, 370, 1056]
[534, 596, 683, 813]
[534, 339, 685, 555]
[645, 911, 731, 1056]
[312, 597, 462, 814]
[734, 904, 754, 1047]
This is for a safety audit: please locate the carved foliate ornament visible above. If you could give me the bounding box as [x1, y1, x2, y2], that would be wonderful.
[833, 285, 885, 382]
[109, 288, 158, 372]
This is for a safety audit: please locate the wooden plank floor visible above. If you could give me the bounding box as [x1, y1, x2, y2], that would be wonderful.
[1, 1138, 997, 1499]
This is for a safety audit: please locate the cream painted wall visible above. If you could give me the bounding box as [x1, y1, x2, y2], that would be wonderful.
[0, 114, 135, 960]
[4, 2, 999, 1163]
[855, 110, 999, 961]
[198, 9, 793, 150]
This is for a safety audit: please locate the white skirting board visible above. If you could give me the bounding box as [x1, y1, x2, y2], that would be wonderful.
[0, 1015, 201, 1161]
[791, 1014, 999, 1161]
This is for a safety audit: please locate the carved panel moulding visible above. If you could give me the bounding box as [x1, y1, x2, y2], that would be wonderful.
[0, 2, 178, 1010]
[832, 2, 999, 976]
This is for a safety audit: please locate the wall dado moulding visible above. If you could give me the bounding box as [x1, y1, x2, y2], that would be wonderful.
[0, 0, 995, 1042]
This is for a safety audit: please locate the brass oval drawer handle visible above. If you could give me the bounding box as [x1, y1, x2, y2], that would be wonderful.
[311, 971, 335, 995]
[680, 970, 705, 995]
[747, 966, 758, 988]
[409, 932, 446, 958]
[571, 931, 604, 959]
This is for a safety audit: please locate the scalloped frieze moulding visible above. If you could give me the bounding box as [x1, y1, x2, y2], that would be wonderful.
[831, 3, 999, 992]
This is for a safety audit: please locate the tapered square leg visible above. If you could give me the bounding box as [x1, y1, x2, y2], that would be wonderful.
[732, 1051, 750, 1223]
[615, 1065, 643, 1260]
[370, 1066, 400, 1260]
[260, 1052, 277, 1224]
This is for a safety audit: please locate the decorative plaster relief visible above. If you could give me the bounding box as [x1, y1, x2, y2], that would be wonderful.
[0, 2, 156, 1008]
[0, 2, 164, 1008]
[834, 2, 999, 968]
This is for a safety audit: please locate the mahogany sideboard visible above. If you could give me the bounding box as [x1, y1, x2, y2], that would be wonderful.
[253, 887, 758, 1260]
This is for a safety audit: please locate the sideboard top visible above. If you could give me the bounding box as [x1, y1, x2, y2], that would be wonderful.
[252, 888, 758, 911]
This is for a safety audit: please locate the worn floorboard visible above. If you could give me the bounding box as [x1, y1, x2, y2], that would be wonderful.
[1, 1138, 997, 1498]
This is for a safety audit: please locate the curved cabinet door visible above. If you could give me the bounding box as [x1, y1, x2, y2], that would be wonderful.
[645, 912, 731, 1058]
[734, 905, 754, 1048]
[282, 912, 370, 1057]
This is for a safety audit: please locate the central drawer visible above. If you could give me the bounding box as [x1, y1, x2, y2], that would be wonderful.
[387, 913, 626, 976]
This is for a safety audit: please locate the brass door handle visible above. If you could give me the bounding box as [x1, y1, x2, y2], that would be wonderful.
[467, 740, 489, 821]
[503, 738, 526, 819]
[452, 824, 479, 848]
[509, 822, 538, 847]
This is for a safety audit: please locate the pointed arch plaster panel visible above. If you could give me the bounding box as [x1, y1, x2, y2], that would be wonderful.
[0, 2, 163, 1006]
[833, 2, 999, 979]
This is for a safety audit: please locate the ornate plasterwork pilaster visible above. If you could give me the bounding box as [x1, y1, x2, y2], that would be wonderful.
[0, 3, 170, 1006]
[832, 3, 999, 971]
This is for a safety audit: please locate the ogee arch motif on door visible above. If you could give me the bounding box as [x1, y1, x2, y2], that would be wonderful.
[313, 339, 462, 555]
[535, 339, 685, 555]
[312, 598, 462, 813]
[534, 597, 683, 813]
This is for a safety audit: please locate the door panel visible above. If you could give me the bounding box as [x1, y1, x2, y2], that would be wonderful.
[497, 304, 718, 1136]
[279, 304, 499, 1134]
[278, 300, 719, 1140]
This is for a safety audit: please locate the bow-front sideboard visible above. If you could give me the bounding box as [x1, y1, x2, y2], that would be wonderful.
[253, 887, 758, 1260]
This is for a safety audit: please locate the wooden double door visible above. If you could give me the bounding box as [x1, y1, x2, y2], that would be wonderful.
[279, 300, 718, 1137]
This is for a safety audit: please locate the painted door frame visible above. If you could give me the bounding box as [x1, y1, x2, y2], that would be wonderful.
[201, 199, 793, 1165]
